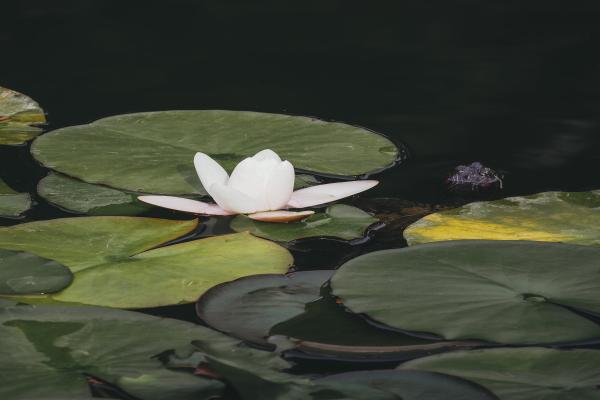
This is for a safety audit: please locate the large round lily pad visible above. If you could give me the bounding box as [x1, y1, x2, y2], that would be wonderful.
[400, 347, 600, 400]
[0, 303, 305, 400]
[32, 110, 400, 195]
[315, 370, 496, 400]
[331, 240, 600, 345]
[0, 86, 46, 145]
[0, 250, 72, 295]
[197, 271, 333, 346]
[404, 190, 600, 247]
[197, 270, 480, 362]
[0, 178, 31, 218]
[38, 172, 150, 215]
[0, 217, 293, 308]
[231, 205, 380, 242]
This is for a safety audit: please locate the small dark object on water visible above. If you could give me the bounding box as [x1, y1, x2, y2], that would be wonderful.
[447, 162, 503, 190]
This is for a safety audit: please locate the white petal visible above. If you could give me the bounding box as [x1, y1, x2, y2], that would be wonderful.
[226, 158, 270, 209]
[265, 160, 295, 210]
[194, 152, 229, 196]
[287, 180, 379, 208]
[209, 183, 267, 214]
[138, 195, 233, 215]
[252, 149, 281, 162]
[248, 210, 314, 223]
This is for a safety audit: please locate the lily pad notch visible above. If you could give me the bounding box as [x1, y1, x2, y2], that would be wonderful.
[331, 240, 600, 345]
[0, 217, 293, 308]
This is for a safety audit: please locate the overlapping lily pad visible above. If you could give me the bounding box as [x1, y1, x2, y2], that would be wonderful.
[38, 172, 150, 215]
[197, 269, 475, 362]
[0, 86, 46, 145]
[272, 294, 484, 363]
[331, 240, 600, 345]
[0, 217, 292, 308]
[231, 205, 380, 242]
[315, 370, 496, 400]
[404, 190, 600, 247]
[400, 347, 600, 400]
[0, 250, 72, 295]
[294, 174, 321, 190]
[0, 178, 31, 218]
[32, 110, 400, 195]
[0, 304, 306, 400]
[197, 271, 333, 345]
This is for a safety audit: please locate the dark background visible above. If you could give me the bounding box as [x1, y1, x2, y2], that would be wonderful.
[2, 0, 600, 203]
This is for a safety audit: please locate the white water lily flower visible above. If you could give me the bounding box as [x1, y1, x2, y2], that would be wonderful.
[139, 149, 378, 222]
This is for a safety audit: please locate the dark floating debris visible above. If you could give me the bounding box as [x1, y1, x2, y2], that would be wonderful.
[446, 162, 503, 191]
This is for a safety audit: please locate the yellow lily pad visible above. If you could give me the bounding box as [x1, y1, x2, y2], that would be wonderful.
[404, 190, 600, 247]
[0, 87, 46, 145]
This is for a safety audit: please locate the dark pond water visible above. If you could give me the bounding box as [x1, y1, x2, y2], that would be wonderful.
[2, 0, 600, 396]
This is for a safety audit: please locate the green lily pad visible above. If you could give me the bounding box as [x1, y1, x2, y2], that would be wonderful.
[0, 217, 293, 308]
[315, 370, 496, 400]
[0, 178, 32, 218]
[400, 347, 600, 400]
[173, 341, 314, 400]
[38, 172, 150, 215]
[197, 270, 481, 362]
[197, 271, 333, 346]
[0, 303, 306, 400]
[0, 250, 72, 295]
[231, 205, 380, 242]
[0, 217, 197, 273]
[294, 174, 321, 190]
[0, 86, 46, 145]
[31, 110, 400, 195]
[330, 240, 600, 345]
[404, 190, 600, 247]
[272, 294, 485, 363]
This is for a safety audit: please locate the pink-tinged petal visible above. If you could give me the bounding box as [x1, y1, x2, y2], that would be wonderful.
[209, 183, 266, 214]
[248, 210, 315, 223]
[252, 149, 281, 162]
[265, 160, 295, 210]
[194, 152, 229, 196]
[287, 180, 379, 208]
[138, 195, 233, 215]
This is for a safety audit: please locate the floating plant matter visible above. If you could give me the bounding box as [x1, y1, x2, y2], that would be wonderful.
[140, 149, 379, 222]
